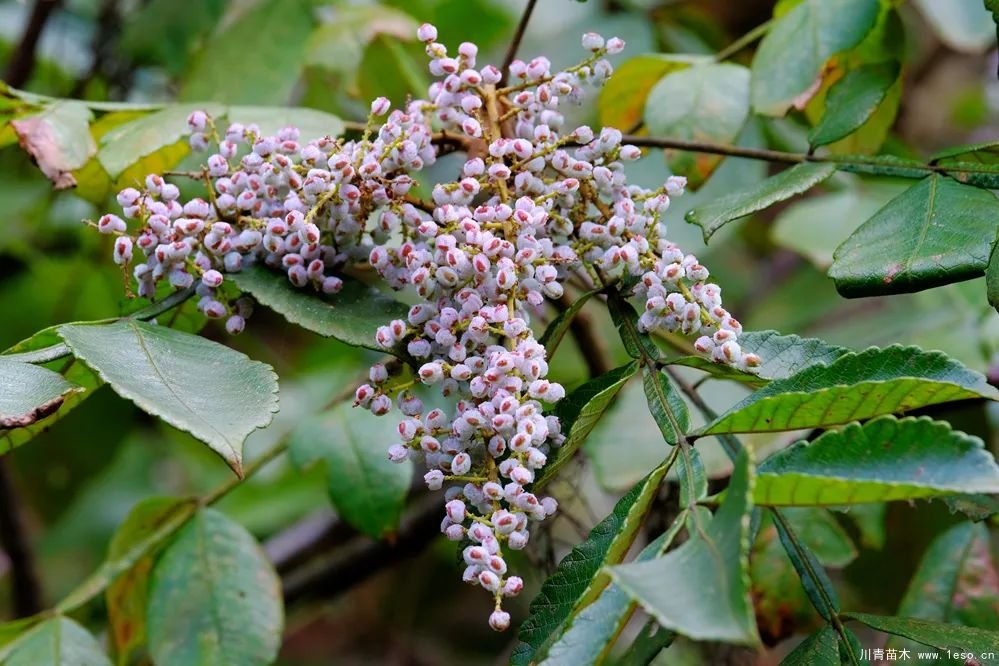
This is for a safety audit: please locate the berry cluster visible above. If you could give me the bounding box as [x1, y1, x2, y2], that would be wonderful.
[92, 23, 759, 630]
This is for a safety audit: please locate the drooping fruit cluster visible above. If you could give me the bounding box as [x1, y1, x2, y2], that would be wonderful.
[92, 23, 759, 630]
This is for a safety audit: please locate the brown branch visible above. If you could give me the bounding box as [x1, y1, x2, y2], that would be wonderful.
[498, 0, 538, 88]
[0, 458, 43, 617]
[4, 0, 63, 88]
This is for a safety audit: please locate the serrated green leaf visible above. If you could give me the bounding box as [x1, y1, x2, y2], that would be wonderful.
[831, 175, 999, 296]
[668, 330, 852, 386]
[914, 0, 996, 52]
[512, 459, 673, 665]
[180, 0, 315, 105]
[288, 401, 411, 538]
[147, 508, 283, 666]
[809, 61, 900, 148]
[755, 416, 999, 505]
[782, 624, 840, 665]
[0, 617, 110, 666]
[642, 366, 689, 445]
[538, 361, 639, 487]
[0, 358, 80, 428]
[59, 320, 279, 475]
[644, 63, 750, 189]
[229, 264, 408, 352]
[845, 613, 999, 665]
[106, 497, 197, 665]
[686, 162, 837, 241]
[97, 103, 225, 179]
[609, 450, 759, 645]
[538, 288, 599, 353]
[599, 54, 706, 130]
[679, 448, 707, 506]
[751, 0, 881, 116]
[540, 512, 688, 666]
[702, 345, 999, 435]
[893, 522, 999, 633]
[225, 106, 344, 143]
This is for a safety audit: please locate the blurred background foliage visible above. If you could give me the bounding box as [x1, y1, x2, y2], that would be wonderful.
[0, 0, 998, 664]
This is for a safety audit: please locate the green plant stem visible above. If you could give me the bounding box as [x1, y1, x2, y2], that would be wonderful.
[771, 508, 860, 665]
[714, 19, 772, 63]
[3, 285, 197, 364]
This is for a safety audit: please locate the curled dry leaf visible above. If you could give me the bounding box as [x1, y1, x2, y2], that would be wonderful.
[11, 101, 95, 189]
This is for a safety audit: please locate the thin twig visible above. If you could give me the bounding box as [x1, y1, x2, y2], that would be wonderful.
[621, 134, 999, 180]
[498, 0, 539, 88]
[713, 19, 772, 63]
[0, 458, 43, 617]
[4, 0, 62, 88]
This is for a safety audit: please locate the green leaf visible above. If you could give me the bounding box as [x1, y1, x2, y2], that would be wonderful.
[830, 175, 999, 296]
[225, 106, 344, 143]
[305, 4, 417, 75]
[914, 0, 996, 52]
[845, 613, 999, 665]
[540, 512, 688, 666]
[229, 264, 408, 352]
[0, 360, 101, 456]
[512, 459, 673, 665]
[751, 0, 881, 116]
[0, 358, 80, 428]
[599, 54, 706, 131]
[106, 497, 197, 665]
[668, 330, 852, 386]
[609, 450, 759, 645]
[56, 495, 197, 616]
[642, 366, 689, 445]
[809, 61, 900, 148]
[616, 622, 676, 666]
[606, 293, 661, 362]
[538, 288, 598, 353]
[987, 240, 999, 313]
[781, 507, 857, 568]
[97, 103, 224, 179]
[146, 508, 283, 666]
[180, 0, 315, 105]
[755, 416, 999, 505]
[679, 448, 708, 506]
[0, 617, 110, 666]
[685, 162, 838, 241]
[751, 512, 825, 639]
[288, 401, 411, 538]
[59, 320, 279, 476]
[11, 101, 95, 188]
[782, 624, 840, 665]
[644, 63, 750, 189]
[702, 345, 999, 435]
[538, 361, 639, 487]
[893, 522, 999, 630]
[773, 508, 841, 621]
[357, 34, 430, 108]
